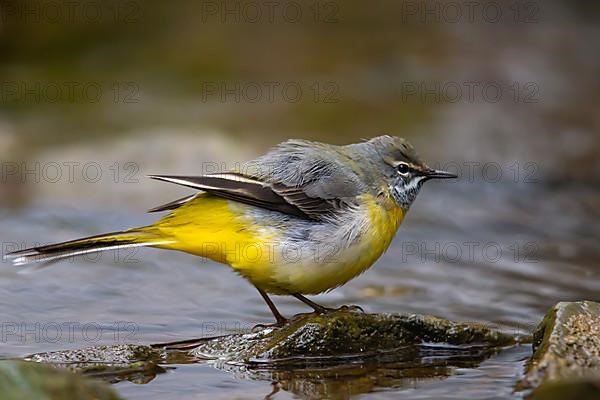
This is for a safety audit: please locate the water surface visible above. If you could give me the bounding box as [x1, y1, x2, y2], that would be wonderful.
[1, 177, 597, 399]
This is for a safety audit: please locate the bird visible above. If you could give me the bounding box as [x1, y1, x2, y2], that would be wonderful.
[6, 135, 457, 325]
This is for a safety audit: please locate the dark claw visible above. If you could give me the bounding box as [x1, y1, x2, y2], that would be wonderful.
[309, 304, 366, 315]
[337, 304, 365, 313]
[291, 311, 319, 319]
[251, 320, 288, 332]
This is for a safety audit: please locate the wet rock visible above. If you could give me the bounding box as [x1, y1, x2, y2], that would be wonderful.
[28, 310, 515, 384]
[0, 360, 122, 400]
[529, 380, 600, 400]
[188, 311, 516, 363]
[26, 344, 167, 384]
[24, 310, 518, 397]
[519, 301, 600, 394]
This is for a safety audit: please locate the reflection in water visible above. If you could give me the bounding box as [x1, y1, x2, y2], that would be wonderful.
[248, 346, 499, 399]
[54, 343, 527, 399]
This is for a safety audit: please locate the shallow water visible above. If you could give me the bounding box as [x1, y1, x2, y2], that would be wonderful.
[0, 177, 598, 399]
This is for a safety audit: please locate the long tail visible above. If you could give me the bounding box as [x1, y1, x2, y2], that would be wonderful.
[5, 229, 174, 267]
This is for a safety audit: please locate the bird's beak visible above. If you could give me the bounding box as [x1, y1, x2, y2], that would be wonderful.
[423, 169, 458, 180]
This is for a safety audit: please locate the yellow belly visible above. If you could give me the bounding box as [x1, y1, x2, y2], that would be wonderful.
[146, 194, 404, 294]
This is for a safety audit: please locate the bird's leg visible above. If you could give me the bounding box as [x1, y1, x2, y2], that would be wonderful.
[256, 287, 288, 326]
[292, 293, 365, 314]
[292, 293, 335, 314]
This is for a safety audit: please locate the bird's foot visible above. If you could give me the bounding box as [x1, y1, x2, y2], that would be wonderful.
[291, 293, 365, 316]
[303, 304, 365, 316]
[290, 311, 320, 320]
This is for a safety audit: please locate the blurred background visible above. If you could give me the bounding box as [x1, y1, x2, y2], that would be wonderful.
[0, 0, 599, 398]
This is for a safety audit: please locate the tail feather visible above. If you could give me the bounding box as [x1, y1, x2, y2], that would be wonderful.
[5, 230, 174, 267]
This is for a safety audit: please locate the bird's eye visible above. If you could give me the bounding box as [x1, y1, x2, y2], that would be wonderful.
[397, 163, 410, 175]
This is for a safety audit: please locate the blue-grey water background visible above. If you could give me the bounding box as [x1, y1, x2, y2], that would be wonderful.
[1, 0, 599, 398]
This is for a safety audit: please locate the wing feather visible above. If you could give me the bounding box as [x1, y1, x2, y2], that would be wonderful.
[148, 174, 312, 219]
[148, 140, 364, 220]
[147, 194, 199, 213]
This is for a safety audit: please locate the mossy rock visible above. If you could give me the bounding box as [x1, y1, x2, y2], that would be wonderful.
[189, 311, 516, 363]
[0, 360, 122, 400]
[518, 301, 600, 393]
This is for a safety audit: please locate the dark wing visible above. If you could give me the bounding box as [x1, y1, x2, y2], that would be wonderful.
[148, 173, 317, 219]
[270, 183, 343, 216]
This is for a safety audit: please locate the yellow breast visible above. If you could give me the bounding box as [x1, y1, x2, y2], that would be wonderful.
[244, 193, 405, 295]
[365, 193, 405, 259]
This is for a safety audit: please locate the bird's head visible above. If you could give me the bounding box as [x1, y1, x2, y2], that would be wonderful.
[367, 135, 457, 210]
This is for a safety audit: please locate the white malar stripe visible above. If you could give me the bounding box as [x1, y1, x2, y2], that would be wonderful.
[10, 241, 175, 267]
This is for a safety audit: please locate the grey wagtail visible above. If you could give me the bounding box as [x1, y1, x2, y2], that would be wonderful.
[7, 135, 457, 325]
